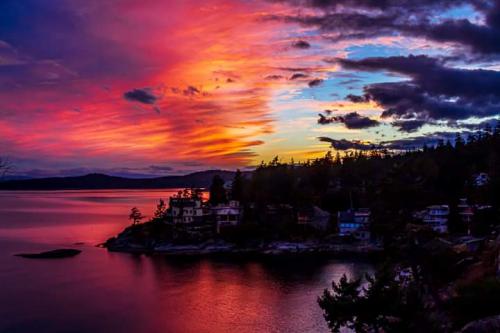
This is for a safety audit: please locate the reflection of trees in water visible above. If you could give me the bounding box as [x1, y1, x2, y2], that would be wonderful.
[143, 256, 373, 333]
[147, 255, 373, 288]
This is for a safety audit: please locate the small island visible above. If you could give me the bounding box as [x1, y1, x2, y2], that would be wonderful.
[15, 249, 81, 259]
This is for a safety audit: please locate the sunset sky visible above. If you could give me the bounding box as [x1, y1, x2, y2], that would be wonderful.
[1, 0, 500, 177]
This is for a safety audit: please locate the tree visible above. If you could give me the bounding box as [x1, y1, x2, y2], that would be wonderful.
[231, 169, 244, 201]
[153, 199, 167, 220]
[209, 175, 227, 206]
[318, 271, 432, 333]
[175, 188, 203, 200]
[129, 207, 144, 225]
[455, 132, 464, 148]
[318, 274, 362, 333]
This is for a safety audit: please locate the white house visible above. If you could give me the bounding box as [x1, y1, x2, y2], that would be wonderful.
[422, 205, 449, 233]
[211, 200, 242, 233]
[167, 197, 203, 224]
[338, 208, 371, 240]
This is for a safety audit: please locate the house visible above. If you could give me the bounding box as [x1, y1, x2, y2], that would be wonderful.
[458, 198, 474, 235]
[297, 206, 331, 231]
[167, 197, 203, 224]
[473, 172, 490, 187]
[337, 208, 371, 240]
[264, 204, 295, 226]
[211, 200, 242, 233]
[422, 205, 449, 233]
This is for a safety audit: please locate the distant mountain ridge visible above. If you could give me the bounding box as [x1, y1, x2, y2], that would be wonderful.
[0, 170, 237, 190]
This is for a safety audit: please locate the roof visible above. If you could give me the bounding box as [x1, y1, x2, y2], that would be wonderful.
[338, 209, 371, 223]
[427, 205, 449, 210]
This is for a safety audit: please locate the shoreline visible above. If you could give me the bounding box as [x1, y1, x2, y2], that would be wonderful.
[104, 240, 384, 259]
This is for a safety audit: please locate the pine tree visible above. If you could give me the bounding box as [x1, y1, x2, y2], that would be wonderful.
[231, 169, 244, 201]
[209, 175, 227, 206]
[129, 207, 144, 225]
[153, 199, 166, 220]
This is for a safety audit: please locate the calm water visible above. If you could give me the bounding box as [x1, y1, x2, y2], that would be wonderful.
[0, 190, 373, 333]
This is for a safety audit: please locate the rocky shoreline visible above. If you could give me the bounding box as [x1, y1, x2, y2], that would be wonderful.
[104, 237, 383, 258]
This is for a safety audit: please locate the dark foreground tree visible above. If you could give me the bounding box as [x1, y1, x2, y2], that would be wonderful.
[318, 271, 434, 333]
[129, 207, 144, 225]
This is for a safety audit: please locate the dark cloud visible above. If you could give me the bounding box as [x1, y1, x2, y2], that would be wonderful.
[276, 0, 483, 11]
[346, 94, 368, 103]
[183, 85, 201, 96]
[318, 137, 377, 150]
[267, 0, 500, 56]
[123, 88, 158, 104]
[290, 73, 308, 80]
[391, 120, 430, 132]
[337, 55, 500, 131]
[318, 111, 380, 129]
[381, 131, 471, 150]
[308, 78, 324, 87]
[319, 130, 475, 151]
[291, 40, 311, 49]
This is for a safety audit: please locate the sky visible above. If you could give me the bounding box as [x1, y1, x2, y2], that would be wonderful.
[1, 0, 500, 177]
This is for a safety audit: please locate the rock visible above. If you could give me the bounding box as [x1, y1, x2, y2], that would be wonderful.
[15, 249, 81, 259]
[460, 315, 500, 333]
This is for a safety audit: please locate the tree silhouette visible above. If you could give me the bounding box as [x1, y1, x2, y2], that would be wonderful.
[129, 207, 144, 225]
[209, 175, 227, 206]
[153, 199, 166, 220]
[318, 271, 430, 333]
[231, 169, 244, 201]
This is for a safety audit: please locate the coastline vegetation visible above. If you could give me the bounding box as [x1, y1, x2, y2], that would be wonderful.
[106, 126, 500, 331]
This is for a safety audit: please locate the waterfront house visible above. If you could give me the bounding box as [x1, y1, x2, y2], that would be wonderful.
[422, 205, 449, 233]
[337, 208, 371, 240]
[211, 200, 242, 233]
[167, 197, 204, 224]
[264, 204, 295, 226]
[297, 206, 331, 231]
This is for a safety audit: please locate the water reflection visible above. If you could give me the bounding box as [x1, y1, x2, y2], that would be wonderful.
[0, 190, 373, 333]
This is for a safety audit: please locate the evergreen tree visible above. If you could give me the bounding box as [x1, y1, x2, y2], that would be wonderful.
[209, 175, 227, 206]
[455, 132, 464, 148]
[231, 169, 244, 201]
[129, 207, 144, 225]
[153, 199, 167, 220]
